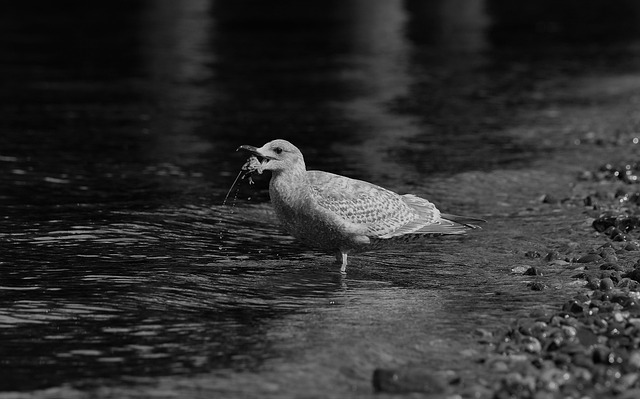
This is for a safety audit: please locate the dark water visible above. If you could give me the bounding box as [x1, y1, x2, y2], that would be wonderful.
[2, 0, 640, 397]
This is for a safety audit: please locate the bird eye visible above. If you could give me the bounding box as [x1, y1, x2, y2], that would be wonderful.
[274, 147, 283, 155]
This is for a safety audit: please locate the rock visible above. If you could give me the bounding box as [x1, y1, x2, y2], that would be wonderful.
[617, 278, 640, 290]
[612, 294, 634, 307]
[521, 336, 542, 354]
[593, 215, 617, 232]
[562, 300, 584, 315]
[511, 265, 528, 274]
[571, 353, 595, 369]
[474, 328, 493, 343]
[612, 231, 628, 242]
[599, 247, 617, 258]
[599, 270, 622, 283]
[600, 278, 615, 291]
[616, 215, 640, 233]
[576, 254, 601, 263]
[586, 277, 601, 290]
[549, 259, 570, 266]
[529, 282, 547, 291]
[524, 251, 541, 258]
[524, 267, 542, 276]
[544, 251, 560, 261]
[558, 325, 576, 339]
[625, 242, 640, 251]
[592, 345, 614, 364]
[624, 269, 640, 283]
[372, 368, 449, 394]
[600, 263, 623, 271]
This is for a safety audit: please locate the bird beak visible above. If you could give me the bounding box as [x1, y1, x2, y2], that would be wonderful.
[237, 144, 262, 156]
[237, 144, 276, 160]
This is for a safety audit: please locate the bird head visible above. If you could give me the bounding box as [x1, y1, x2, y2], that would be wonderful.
[238, 139, 305, 174]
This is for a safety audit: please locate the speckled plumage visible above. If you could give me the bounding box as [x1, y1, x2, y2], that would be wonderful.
[238, 139, 484, 273]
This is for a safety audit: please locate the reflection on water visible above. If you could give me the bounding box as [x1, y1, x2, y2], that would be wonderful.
[2, 0, 640, 396]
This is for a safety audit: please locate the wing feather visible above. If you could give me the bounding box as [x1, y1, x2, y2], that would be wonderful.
[307, 171, 415, 237]
[307, 172, 483, 240]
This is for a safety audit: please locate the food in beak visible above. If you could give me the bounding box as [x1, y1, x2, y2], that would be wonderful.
[241, 155, 262, 174]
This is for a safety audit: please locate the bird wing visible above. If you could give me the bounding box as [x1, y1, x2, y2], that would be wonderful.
[307, 171, 471, 239]
[384, 194, 478, 238]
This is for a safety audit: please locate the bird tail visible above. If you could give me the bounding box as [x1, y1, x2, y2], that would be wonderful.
[440, 214, 486, 230]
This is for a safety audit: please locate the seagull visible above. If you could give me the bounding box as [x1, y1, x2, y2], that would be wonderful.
[238, 139, 484, 274]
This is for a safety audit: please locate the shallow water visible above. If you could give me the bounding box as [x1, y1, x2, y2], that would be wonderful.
[2, 0, 640, 397]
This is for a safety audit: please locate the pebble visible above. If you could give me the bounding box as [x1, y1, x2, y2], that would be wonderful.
[576, 254, 601, 263]
[541, 194, 559, 204]
[521, 336, 542, 353]
[625, 242, 640, 251]
[488, 233, 640, 399]
[624, 269, 640, 283]
[548, 259, 570, 267]
[524, 267, 542, 276]
[600, 262, 623, 271]
[473, 328, 493, 343]
[511, 265, 528, 274]
[544, 251, 560, 261]
[599, 277, 615, 291]
[618, 278, 640, 290]
[599, 247, 617, 257]
[473, 160, 640, 397]
[528, 282, 547, 291]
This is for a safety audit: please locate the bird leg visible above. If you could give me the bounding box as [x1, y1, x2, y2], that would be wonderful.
[335, 251, 348, 274]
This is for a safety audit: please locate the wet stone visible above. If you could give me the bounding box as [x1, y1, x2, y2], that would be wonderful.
[549, 259, 570, 267]
[521, 336, 542, 354]
[593, 215, 618, 233]
[592, 345, 615, 365]
[576, 254, 602, 263]
[528, 282, 547, 291]
[541, 194, 560, 204]
[625, 242, 640, 251]
[524, 251, 541, 259]
[599, 278, 615, 291]
[600, 262, 623, 271]
[511, 265, 528, 274]
[586, 277, 601, 290]
[599, 270, 622, 283]
[612, 231, 628, 242]
[562, 300, 584, 315]
[524, 267, 542, 276]
[617, 278, 640, 290]
[544, 251, 560, 261]
[624, 269, 640, 283]
[599, 247, 617, 258]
